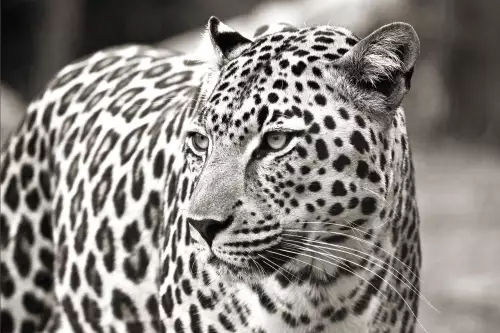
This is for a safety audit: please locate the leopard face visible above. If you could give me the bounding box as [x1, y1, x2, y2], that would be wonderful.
[183, 18, 419, 283]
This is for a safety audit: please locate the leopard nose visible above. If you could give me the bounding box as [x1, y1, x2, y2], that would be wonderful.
[187, 217, 232, 247]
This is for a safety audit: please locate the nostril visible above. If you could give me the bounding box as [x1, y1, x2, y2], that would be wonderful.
[187, 217, 232, 247]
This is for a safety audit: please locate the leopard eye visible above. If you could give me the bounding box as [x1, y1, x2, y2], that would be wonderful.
[192, 133, 209, 152]
[264, 132, 288, 150]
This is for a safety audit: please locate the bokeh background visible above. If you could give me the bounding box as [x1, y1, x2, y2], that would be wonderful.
[1, 0, 499, 332]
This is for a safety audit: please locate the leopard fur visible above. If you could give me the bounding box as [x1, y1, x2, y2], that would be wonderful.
[0, 17, 422, 333]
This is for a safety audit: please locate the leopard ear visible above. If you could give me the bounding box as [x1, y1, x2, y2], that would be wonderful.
[339, 22, 420, 108]
[195, 16, 252, 67]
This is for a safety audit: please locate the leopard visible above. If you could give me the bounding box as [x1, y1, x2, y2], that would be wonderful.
[0, 16, 423, 333]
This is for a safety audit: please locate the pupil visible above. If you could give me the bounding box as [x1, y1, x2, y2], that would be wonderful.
[196, 135, 205, 147]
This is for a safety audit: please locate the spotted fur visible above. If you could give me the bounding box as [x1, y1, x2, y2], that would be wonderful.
[0, 17, 421, 333]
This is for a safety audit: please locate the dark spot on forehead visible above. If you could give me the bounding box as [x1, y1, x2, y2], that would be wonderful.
[259, 53, 271, 61]
[315, 139, 329, 160]
[257, 106, 269, 132]
[312, 45, 328, 51]
[296, 146, 307, 158]
[345, 37, 357, 46]
[271, 34, 285, 42]
[337, 48, 349, 55]
[292, 61, 307, 76]
[315, 37, 335, 44]
[295, 184, 305, 193]
[314, 30, 336, 37]
[308, 182, 322, 192]
[332, 180, 347, 196]
[268, 93, 279, 103]
[308, 123, 320, 134]
[273, 80, 288, 90]
[264, 65, 273, 76]
[293, 50, 310, 57]
[279, 59, 290, 69]
[324, 53, 340, 61]
[303, 110, 314, 125]
[291, 106, 302, 117]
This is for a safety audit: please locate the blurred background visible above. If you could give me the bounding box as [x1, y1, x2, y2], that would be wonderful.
[1, 0, 499, 332]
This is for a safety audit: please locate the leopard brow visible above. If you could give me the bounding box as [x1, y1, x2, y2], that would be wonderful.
[186, 123, 206, 135]
[264, 127, 306, 133]
[264, 120, 307, 133]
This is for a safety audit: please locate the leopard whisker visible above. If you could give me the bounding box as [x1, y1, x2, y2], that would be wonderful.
[284, 227, 421, 283]
[250, 255, 267, 277]
[256, 253, 298, 286]
[266, 248, 350, 283]
[273, 245, 385, 302]
[264, 251, 304, 279]
[280, 242, 429, 333]
[283, 231, 418, 283]
[282, 232, 416, 287]
[282, 236, 437, 313]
